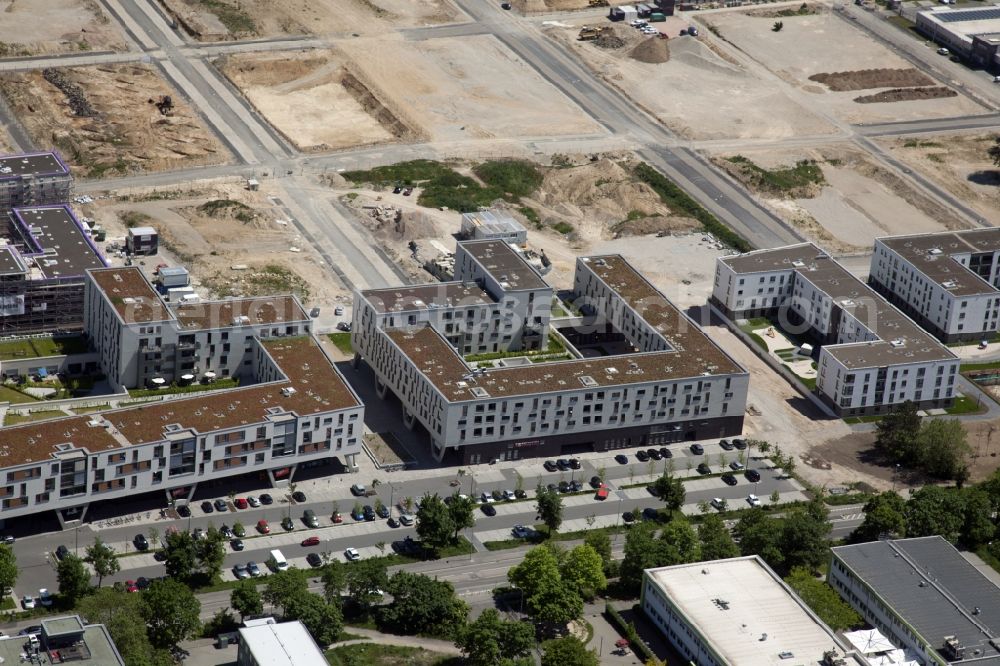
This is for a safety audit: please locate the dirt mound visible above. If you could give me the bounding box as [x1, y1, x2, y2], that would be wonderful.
[809, 68, 933, 92]
[613, 214, 696, 237]
[629, 37, 669, 64]
[854, 86, 957, 104]
[340, 69, 418, 140]
[667, 37, 742, 75]
[594, 28, 626, 49]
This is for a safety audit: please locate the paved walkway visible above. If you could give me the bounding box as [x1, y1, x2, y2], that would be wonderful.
[333, 626, 463, 655]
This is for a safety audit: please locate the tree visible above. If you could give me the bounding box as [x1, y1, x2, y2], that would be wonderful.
[285, 592, 343, 647]
[620, 523, 665, 593]
[448, 493, 476, 542]
[78, 588, 171, 666]
[530, 578, 584, 631]
[851, 491, 906, 543]
[321, 561, 346, 604]
[652, 474, 685, 513]
[659, 519, 700, 565]
[734, 508, 784, 570]
[345, 558, 388, 612]
[195, 526, 226, 582]
[141, 578, 201, 650]
[560, 544, 607, 600]
[416, 493, 454, 552]
[785, 568, 862, 631]
[698, 514, 739, 561]
[772, 20, 784, 31]
[583, 530, 612, 569]
[230, 579, 263, 620]
[961, 488, 996, 547]
[905, 485, 964, 542]
[147, 527, 159, 551]
[57, 553, 91, 605]
[161, 530, 196, 583]
[990, 137, 1000, 168]
[263, 568, 309, 616]
[875, 400, 921, 463]
[541, 636, 599, 666]
[381, 571, 469, 638]
[918, 418, 971, 481]
[509, 545, 561, 603]
[780, 502, 830, 572]
[535, 484, 563, 535]
[85, 538, 119, 587]
[456, 608, 534, 666]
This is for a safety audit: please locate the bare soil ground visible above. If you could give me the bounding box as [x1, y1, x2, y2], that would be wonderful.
[548, 19, 835, 140]
[86, 179, 343, 312]
[809, 68, 933, 92]
[877, 133, 1000, 225]
[701, 9, 983, 124]
[513, 0, 597, 11]
[335, 35, 600, 142]
[216, 50, 412, 152]
[0, 64, 228, 179]
[708, 145, 969, 252]
[162, 0, 459, 41]
[0, 0, 126, 55]
[854, 86, 957, 104]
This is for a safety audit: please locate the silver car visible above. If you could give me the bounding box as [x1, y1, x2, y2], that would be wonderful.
[233, 563, 250, 580]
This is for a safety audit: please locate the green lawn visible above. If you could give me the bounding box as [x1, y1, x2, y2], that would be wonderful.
[5, 410, 67, 426]
[328, 333, 353, 355]
[962, 360, 1000, 372]
[843, 414, 885, 425]
[326, 644, 458, 666]
[0, 385, 39, 404]
[128, 378, 238, 398]
[0, 335, 87, 360]
[945, 395, 985, 415]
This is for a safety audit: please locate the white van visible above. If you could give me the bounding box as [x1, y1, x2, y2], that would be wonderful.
[269, 549, 289, 571]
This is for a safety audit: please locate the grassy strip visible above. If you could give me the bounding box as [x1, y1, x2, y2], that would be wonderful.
[962, 360, 1000, 372]
[886, 14, 923, 40]
[0, 335, 87, 360]
[465, 336, 564, 363]
[326, 643, 459, 666]
[843, 414, 884, 425]
[946, 395, 985, 415]
[724, 156, 824, 196]
[128, 377, 238, 398]
[0, 385, 39, 404]
[197, 0, 257, 34]
[328, 333, 353, 355]
[5, 410, 67, 426]
[634, 162, 751, 252]
[824, 492, 875, 507]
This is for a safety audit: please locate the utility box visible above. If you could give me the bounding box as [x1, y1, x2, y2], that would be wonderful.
[247, 178, 259, 191]
[158, 266, 189, 289]
[126, 226, 158, 256]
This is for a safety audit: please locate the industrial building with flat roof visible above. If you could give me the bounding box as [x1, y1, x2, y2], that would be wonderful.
[353, 240, 747, 464]
[0, 151, 72, 211]
[713, 243, 958, 416]
[459, 210, 527, 244]
[642, 556, 862, 666]
[916, 6, 1000, 68]
[237, 618, 326, 666]
[0, 615, 125, 665]
[831, 536, 1000, 665]
[869, 229, 1000, 342]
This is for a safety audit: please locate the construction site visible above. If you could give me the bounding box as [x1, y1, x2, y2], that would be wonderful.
[0, 64, 228, 178]
[0, 0, 126, 55]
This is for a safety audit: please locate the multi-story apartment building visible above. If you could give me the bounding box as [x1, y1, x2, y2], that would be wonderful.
[353, 247, 748, 464]
[713, 243, 958, 417]
[869, 229, 1000, 343]
[0, 204, 107, 335]
[0, 333, 362, 525]
[84, 266, 311, 391]
[0, 152, 72, 210]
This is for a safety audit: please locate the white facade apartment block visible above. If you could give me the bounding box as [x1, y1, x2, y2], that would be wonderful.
[870, 232, 1000, 342]
[714, 243, 958, 416]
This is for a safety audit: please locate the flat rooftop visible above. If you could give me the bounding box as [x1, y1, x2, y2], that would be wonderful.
[721, 243, 955, 370]
[239, 620, 326, 666]
[361, 282, 495, 314]
[919, 5, 1000, 38]
[645, 556, 845, 666]
[460, 239, 548, 290]
[0, 336, 359, 464]
[880, 229, 1000, 298]
[11, 206, 106, 278]
[834, 537, 1000, 664]
[461, 210, 526, 236]
[0, 151, 69, 179]
[0, 246, 26, 277]
[88, 266, 170, 324]
[171, 296, 309, 331]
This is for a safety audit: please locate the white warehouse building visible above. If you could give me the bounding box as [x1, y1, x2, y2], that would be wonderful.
[712, 243, 958, 417]
[353, 240, 748, 464]
[869, 229, 1000, 343]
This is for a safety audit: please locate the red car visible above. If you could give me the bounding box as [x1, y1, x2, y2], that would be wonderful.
[332, 512, 343, 524]
[301, 536, 320, 547]
[234, 497, 248, 510]
[595, 484, 609, 501]
[256, 519, 270, 534]
[125, 580, 138, 593]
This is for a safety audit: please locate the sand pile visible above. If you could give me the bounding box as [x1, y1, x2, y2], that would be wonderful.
[667, 37, 742, 75]
[594, 28, 625, 49]
[629, 37, 669, 64]
[809, 68, 932, 92]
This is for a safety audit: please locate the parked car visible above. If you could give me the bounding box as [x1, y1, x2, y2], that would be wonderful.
[214, 499, 228, 512]
[259, 493, 274, 505]
[136, 577, 151, 591]
[292, 491, 307, 503]
[200, 501, 214, 514]
[363, 506, 376, 521]
[556, 459, 571, 471]
[938, 47, 950, 55]
[399, 514, 415, 526]
[303, 509, 319, 528]
[622, 512, 636, 524]
[393, 537, 421, 556]
[256, 520, 270, 534]
[18, 626, 41, 637]
[231, 539, 244, 551]
[281, 517, 294, 531]
[234, 498, 248, 510]
[0, 536, 14, 545]
[133, 534, 149, 551]
[710, 497, 727, 511]
[351, 506, 365, 521]
[543, 460, 558, 472]
[192, 528, 204, 541]
[376, 504, 390, 519]
[569, 458, 581, 470]
[345, 548, 361, 562]
[351, 484, 367, 496]
[512, 524, 532, 538]
[332, 512, 343, 524]
[615, 454, 629, 465]
[636, 450, 650, 462]
[220, 525, 234, 539]
[690, 443, 704, 455]
[558, 481, 570, 493]
[480, 492, 496, 504]
[234, 524, 246, 537]
[719, 439, 734, 451]
[21, 595, 35, 610]
[387, 517, 400, 528]
[747, 494, 762, 507]
[697, 463, 711, 475]
[55, 545, 69, 561]
[732, 438, 748, 450]
[248, 562, 261, 577]
[570, 480, 584, 492]
[642, 508, 660, 521]
[124, 581, 138, 593]
[647, 448, 662, 461]
[334, 306, 344, 316]
[745, 469, 761, 483]
[590, 475, 603, 489]
[721, 473, 737, 486]
[233, 564, 250, 580]
[301, 536, 320, 547]
[176, 505, 191, 518]
[659, 447, 672, 459]
[481, 504, 497, 516]
[38, 589, 53, 607]
[247, 496, 261, 508]
[306, 553, 323, 568]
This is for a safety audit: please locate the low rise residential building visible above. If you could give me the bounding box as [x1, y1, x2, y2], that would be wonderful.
[353, 244, 747, 464]
[713, 243, 958, 416]
[642, 556, 862, 666]
[869, 229, 1000, 343]
[0, 152, 72, 211]
[84, 266, 311, 391]
[238, 618, 326, 666]
[831, 537, 1000, 665]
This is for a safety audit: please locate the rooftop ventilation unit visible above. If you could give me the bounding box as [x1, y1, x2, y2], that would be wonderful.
[890, 339, 905, 348]
[281, 387, 297, 397]
[579, 375, 598, 387]
[929, 248, 943, 255]
[470, 387, 489, 398]
[792, 260, 805, 268]
[942, 280, 958, 289]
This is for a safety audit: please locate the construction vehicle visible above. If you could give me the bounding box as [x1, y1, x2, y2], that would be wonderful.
[588, 0, 609, 6]
[149, 95, 174, 116]
[578, 25, 612, 40]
